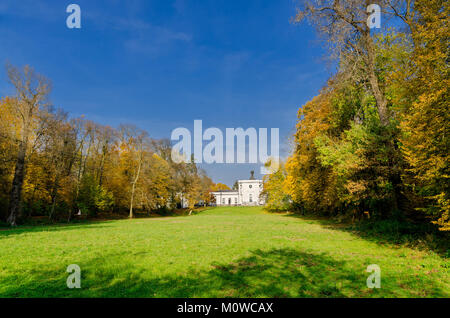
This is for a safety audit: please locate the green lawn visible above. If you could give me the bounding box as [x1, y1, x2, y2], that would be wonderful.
[0, 206, 448, 297]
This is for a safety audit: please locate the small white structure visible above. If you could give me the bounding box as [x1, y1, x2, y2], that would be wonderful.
[211, 171, 265, 206]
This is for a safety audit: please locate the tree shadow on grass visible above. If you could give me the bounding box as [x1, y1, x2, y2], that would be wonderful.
[2, 247, 445, 298]
[0, 211, 206, 238]
[283, 213, 450, 257]
[0, 221, 115, 238]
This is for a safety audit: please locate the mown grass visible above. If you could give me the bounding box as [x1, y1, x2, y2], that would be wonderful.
[0, 206, 448, 297]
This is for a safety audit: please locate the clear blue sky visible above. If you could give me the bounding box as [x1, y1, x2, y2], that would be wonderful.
[0, 0, 330, 186]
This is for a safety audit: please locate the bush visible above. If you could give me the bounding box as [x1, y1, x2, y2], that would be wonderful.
[77, 174, 114, 216]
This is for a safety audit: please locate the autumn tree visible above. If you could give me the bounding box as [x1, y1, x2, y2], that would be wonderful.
[197, 170, 214, 206]
[5, 64, 51, 226]
[116, 125, 149, 218]
[140, 153, 175, 213]
[284, 90, 340, 214]
[0, 97, 20, 219]
[295, 0, 392, 125]
[211, 183, 231, 191]
[262, 161, 291, 211]
[399, 0, 449, 230]
[40, 110, 77, 220]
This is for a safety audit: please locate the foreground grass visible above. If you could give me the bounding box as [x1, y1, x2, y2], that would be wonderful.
[0, 206, 448, 297]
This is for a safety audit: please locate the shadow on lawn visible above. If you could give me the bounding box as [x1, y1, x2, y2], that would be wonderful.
[0, 248, 357, 297]
[0, 209, 209, 237]
[2, 247, 445, 298]
[283, 213, 450, 257]
[0, 221, 115, 238]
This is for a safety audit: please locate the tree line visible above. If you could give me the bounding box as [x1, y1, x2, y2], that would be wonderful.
[263, 0, 449, 231]
[0, 64, 214, 226]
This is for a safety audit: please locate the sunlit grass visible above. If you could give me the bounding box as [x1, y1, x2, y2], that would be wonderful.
[0, 206, 448, 297]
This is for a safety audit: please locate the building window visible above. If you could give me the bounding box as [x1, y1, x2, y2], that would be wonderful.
[234, 198, 237, 204]
[249, 185, 252, 188]
[222, 198, 225, 205]
[249, 194, 253, 202]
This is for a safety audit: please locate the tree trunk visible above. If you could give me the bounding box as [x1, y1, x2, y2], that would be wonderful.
[7, 140, 27, 226]
[97, 146, 107, 186]
[129, 185, 135, 219]
[48, 173, 60, 221]
[364, 30, 390, 127]
[67, 209, 72, 223]
[74, 140, 85, 202]
[364, 25, 401, 212]
[129, 155, 143, 219]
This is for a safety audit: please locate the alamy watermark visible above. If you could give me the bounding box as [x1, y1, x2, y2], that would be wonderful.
[66, 264, 81, 288]
[366, 264, 381, 288]
[367, 4, 381, 29]
[64, 4, 380, 30]
[171, 120, 280, 174]
[66, 4, 81, 29]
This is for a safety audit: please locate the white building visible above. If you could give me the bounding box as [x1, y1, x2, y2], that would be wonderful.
[211, 171, 265, 206]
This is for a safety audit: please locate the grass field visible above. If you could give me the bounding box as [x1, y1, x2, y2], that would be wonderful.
[0, 206, 448, 297]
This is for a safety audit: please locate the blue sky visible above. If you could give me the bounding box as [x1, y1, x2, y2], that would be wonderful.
[0, 0, 331, 186]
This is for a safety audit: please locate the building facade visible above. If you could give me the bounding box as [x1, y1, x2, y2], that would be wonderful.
[211, 172, 265, 206]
